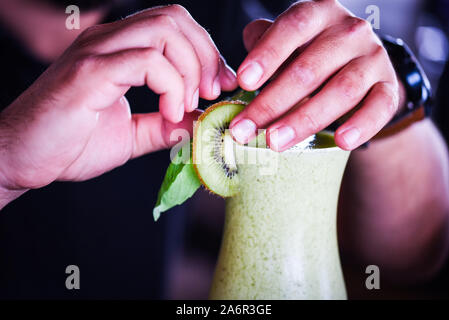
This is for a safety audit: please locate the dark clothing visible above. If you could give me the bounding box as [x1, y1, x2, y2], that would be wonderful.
[0, 0, 448, 299]
[0, 0, 288, 299]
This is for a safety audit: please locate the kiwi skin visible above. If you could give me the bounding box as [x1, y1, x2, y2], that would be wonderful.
[192, 100, 247, 197]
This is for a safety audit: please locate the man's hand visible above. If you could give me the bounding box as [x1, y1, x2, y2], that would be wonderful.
[0, 5, 237, 207]
[230, 0, 399, 151]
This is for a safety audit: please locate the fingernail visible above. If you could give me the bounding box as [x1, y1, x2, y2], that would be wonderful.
[268, 126, 296, 151]
[225, 67, 237, 81]
[177, 102, 185, 122]
[341, 127, 360, 148]
[191, 88, 199, 110]
[230, 118, 257, 144]
[212, 77, 221, 97]
[239, 61, 263, 87]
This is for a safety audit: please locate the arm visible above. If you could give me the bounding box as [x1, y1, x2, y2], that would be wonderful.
[339, 119, 449, 284]
[235, 0, 449, 284]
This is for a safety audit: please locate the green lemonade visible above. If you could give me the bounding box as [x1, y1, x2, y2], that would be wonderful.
[209, 133, 350, 299]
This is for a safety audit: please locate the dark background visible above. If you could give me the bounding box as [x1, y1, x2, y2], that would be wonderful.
[0, 0, 448, 299]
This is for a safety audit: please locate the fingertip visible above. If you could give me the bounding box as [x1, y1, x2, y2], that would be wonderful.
[159, 98, 184, 124]
[198, 85, 211, 100]
[265, 129, 279, 152]
[266, 125, 296, 152]
[335, 140, 355, 151]
[198, 78, 220, 100]
[229, 113, 242, 129]
[237, 79, 256, 92]
[334, 127, 360, 151]
[237, 61, 264, 91]
[185, 88, 199, 112]
[230, 118, 257, 145]
[220, 66, 238, 91]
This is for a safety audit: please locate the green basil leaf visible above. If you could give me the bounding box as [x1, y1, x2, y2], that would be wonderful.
[153, 141, 201, 221]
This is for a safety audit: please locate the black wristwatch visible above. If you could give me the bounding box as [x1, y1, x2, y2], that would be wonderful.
[374, 35, 432, 139]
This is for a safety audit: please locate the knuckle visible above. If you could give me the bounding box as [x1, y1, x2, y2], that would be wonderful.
[150, 14, 178, 30]
[283, 2, 315, 30]
[323, 0, 338, 5]
[336, 71, 364, 100]
[371, 44, 398, 82]
[288, 60, 318, 87]
[344, 16, 372, 36]
[167, 4, 189, 16]
[72, 54, 98, 76]
[152, 14, 177, 29]
[301, 111, 320, 133]
[370, 43, 388, 60]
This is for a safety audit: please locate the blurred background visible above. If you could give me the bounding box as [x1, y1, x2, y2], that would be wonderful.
[0, 0, 447, 299]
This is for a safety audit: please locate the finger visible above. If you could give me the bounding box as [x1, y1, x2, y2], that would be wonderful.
[79, 48, 185, 123]
[77, 5, 227, 100]
[135, 5, 228, 99]
[131, 109, 203, 157]
[78, 15, 201, 113]
[335, 82, 399, 150]
[230, 17, 378, 144]
[266, 51, 393, 151]
[243, 19, 273, 52]
[237, 0, 344, 90]
[217, 56, 238, 92]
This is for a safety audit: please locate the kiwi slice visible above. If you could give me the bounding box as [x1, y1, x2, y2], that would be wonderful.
[193, 101, 245, 197]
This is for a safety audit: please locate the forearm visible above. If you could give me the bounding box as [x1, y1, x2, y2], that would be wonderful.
[339, 119, 449, 283]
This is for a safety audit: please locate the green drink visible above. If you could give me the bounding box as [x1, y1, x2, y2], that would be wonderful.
[209, 133, 350, 299]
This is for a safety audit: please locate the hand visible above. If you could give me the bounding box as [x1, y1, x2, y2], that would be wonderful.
[0, 4, 237, 205]
[230, 0, 399, 151]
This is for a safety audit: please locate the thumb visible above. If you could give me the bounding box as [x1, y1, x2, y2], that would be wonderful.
[243, 19, 273, 52]
[131, 109, 203, 158]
